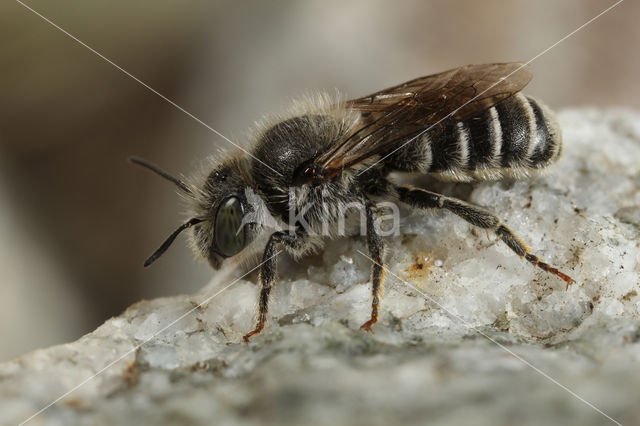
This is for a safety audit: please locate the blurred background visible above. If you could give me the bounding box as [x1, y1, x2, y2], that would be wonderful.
[0, 0, 637, 362]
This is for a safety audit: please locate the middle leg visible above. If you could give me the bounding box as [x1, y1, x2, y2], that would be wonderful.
[360, 201, 386, 332]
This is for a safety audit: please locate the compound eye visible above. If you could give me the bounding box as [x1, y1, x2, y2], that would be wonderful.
[214, 197, 246, 257]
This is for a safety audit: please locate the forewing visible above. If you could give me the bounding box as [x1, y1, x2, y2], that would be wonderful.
[316, 63, 532, 178]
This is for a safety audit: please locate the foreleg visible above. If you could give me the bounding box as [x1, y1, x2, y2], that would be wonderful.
[243, 231, 299, 342]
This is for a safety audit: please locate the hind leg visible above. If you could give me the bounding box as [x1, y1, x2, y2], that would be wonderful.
[396, 185, 574, 288]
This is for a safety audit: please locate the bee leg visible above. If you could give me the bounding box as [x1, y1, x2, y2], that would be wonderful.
[395, 185, 575, 288]
[360, 202, 385, 333]
[243, 231, 299, 342]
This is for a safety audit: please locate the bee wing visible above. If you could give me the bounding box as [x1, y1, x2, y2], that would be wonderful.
[315, 63, 532, 178]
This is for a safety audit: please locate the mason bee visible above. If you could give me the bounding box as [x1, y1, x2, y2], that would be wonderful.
[131, 62, 575, 342]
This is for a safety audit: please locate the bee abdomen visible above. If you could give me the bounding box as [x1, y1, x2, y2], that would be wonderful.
[385, 93, 562, 180]
[492, 93, 561, 169]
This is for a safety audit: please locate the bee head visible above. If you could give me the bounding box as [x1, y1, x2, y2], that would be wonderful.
[188, 157, 257, 269]
[130, 155, 255, 270]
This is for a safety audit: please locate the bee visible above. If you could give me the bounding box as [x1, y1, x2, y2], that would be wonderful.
[131, 62, 575, 342]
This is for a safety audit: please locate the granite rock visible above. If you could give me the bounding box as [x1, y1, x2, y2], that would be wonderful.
[2, 109, 640, 426]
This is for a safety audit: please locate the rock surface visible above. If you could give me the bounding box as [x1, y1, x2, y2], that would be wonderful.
[2, 109, 640, 426]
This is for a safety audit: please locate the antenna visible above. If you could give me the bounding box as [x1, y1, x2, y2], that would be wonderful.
[143, 218, 204, 267]
[129, 156, 191, 194]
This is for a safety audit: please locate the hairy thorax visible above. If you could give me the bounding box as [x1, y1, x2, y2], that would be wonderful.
[251, 114, 366, 235]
